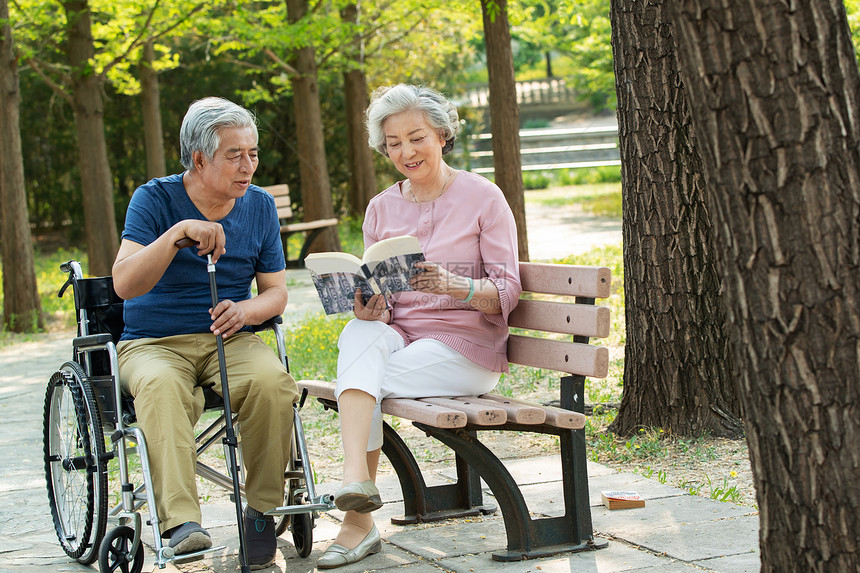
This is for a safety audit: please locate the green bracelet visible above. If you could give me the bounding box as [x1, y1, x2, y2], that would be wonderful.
[461, 277, 475, 303]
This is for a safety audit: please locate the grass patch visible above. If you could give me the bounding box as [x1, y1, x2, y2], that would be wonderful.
[525, 182, 622, 218]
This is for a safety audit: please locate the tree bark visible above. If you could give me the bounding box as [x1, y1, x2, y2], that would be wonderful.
[341, 3, 377, 217]
[63, 0, 119, 277]
[480, 0, 529, 261]
[0, 0, 43, 332]
[608, 0, 742, 437]
[668, 1, 860, 570]
[140, 40, 166, 179]
[285, 0, 340, 254]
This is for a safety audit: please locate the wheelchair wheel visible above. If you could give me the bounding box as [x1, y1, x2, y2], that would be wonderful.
[43, 362, 109, 565]
[99, 525, 144, 573]
[292, 511, 314, 558]
[290, 494, 314, 558]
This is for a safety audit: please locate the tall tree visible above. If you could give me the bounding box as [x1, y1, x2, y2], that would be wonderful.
[284, 0, 341, 253]
[608, 0, 742, 437]
[62, 0, 119, 276]
[0, 0, 43, 332]
[480, 0, 528, 261]
[668, 1, 860, 570]
[341, 2, 377, 216]
[13, 0, 209, 274]
[140, 40, 166, 179]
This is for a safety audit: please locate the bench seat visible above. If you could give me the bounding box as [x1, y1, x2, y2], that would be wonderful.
[298, 379, 584, 430]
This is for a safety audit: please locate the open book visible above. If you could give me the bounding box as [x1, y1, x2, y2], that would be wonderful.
[304, 235, 425, 315]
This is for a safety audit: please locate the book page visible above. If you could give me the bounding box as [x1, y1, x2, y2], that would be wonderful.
[363, 236, 423, 269]
[370, 252, 425, 296]
[304, 251, 364, 276]
[307, 270, 376, 315]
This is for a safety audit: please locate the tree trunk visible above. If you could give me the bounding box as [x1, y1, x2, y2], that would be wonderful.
[0, 0, 43, 332]
[480, 0, 529, 261]
[285, 0, 340, 253]
[342, 3, 377, 217]
[668, 1, 860, 570]
[63, 0, 119, 277]
[140, 40, 166, 179]
[608, 0, 742, 438]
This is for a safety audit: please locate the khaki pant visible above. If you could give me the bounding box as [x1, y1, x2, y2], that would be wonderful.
[118, 332, 299, 534]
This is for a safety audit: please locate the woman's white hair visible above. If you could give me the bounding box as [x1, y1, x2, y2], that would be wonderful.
[365, 84, 460, 157]
[179, 97, 258, 170]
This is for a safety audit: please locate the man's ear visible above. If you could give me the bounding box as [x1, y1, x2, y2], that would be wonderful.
[192, 150, 206, 172]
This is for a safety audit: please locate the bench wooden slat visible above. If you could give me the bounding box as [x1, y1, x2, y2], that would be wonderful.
[507, 335, 609, 378]
[298, 379, 337, 401]
[462, 394, 546, 424]
[280, 218, 339, 233]
[418, 397, 507, 426]
[478, 394, 585, 429]
[382, 399, 467, 428]
[509, 299, 610, 338]
[520, 262, 611, 299]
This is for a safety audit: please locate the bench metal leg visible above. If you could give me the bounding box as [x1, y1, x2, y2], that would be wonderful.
[381, 421, 495, 524]
[417, 422, 604, 561]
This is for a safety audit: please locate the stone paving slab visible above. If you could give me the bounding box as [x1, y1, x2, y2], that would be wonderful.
[443, 541, 686, 572]
[693, 551, 761, 573]
[618, 514, 760, 562]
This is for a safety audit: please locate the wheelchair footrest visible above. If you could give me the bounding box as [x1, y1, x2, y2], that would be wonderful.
[161, 544, 228, 566]
[266, 496, 335, 516]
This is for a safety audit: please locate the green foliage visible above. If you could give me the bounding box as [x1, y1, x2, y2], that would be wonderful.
[279, 314, 350, 382]
[555, 165, 622, 186]
[517, 168, 623, 203]
[848, 0, 860, 63]
[0, 247, 85, 347]
[522, 171, 552, 190]
[511, 0, 616, 109]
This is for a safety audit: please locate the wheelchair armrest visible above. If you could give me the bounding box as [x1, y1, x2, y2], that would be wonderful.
[73, 333, 114, 349]
[252, 315, 283, 333]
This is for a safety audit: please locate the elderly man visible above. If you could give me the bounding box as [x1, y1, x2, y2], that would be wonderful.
[112, 97, 298, 569]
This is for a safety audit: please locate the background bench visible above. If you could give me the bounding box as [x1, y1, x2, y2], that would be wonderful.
[263, 184, 338, 268]
[299, 261, 611, 561]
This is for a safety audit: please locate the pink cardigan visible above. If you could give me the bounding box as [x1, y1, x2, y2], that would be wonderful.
[363, 171, 522, 372]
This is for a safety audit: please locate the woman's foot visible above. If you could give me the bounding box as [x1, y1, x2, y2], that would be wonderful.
[318, 515, 381, 569]
[334, 479, 383, 513]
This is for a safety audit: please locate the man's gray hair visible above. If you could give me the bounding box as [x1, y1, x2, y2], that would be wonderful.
[179, 97, 258, 170]
[365, 84, 460, 157]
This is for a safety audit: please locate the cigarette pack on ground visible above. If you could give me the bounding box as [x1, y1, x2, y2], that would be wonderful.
[601, 491, 645, 510]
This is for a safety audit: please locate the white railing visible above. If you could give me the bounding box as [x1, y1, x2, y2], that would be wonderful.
[458, 78, 579, 109]
[466, 124, 620, 173]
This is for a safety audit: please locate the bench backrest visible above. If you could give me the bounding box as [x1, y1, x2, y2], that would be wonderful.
[262, 184, 293, 221]
[507, 262, 611, 378]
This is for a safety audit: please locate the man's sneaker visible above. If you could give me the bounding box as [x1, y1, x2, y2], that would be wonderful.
[167, 521, 212, 555]
[244, 506, 277, 570]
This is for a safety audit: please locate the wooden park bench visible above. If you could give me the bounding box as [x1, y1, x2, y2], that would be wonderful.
[299, 261, 612, 561]
[263, 184, 338, 268]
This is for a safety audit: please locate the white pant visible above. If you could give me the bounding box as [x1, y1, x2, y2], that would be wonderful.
[336, 319, 500, 450]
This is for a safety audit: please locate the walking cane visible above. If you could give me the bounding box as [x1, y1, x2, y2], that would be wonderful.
[206, 253, 251, 573]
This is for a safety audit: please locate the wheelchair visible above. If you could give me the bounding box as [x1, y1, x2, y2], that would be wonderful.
[42, 260, 334, 572]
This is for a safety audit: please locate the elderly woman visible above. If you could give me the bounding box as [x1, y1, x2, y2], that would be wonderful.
[318, 84, 522, 569]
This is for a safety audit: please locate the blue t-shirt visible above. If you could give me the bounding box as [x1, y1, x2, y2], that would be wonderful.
[120, 173, 286, 341]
